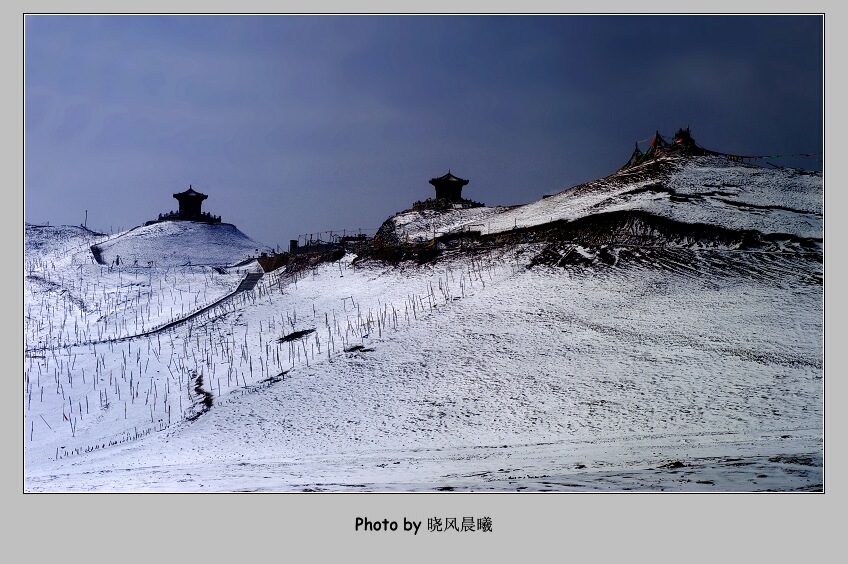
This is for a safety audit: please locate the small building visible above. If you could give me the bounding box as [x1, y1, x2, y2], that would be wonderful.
[145, 185, 222, 225]
[173, 186, 208, 220]
[412, 170, 483, 212]
[428, 171, 469, 203]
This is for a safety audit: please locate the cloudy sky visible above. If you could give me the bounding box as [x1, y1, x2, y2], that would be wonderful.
[24, 15, 823, 248]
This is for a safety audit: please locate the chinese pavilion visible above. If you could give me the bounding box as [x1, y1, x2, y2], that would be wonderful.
[146, 185, 221, 225]
[173, 186, 208, 220]
[428, 171, 469, 202]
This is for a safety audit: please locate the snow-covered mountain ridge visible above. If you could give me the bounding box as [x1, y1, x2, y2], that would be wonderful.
[23, 153, 823, 492]
[378, 156, 822, 250]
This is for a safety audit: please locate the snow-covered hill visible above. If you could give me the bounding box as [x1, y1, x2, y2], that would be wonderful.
[90, 221, 272, 268]
[24, 223, 104, 253]
[24, 221, 266, 350]
[23, 155, 823, 492]
[380, 156, 822, 246]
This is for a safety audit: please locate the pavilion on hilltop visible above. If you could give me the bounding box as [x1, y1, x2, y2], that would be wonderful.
[429, 171, 470, 202]
[145, 185, 222, 225]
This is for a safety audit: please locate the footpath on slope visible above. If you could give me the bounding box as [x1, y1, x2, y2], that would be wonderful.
[234, 271, 263, 292]
[25, 267, 265, 353]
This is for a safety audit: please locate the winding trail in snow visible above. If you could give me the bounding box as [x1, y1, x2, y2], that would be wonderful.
[24, 268, 264, 354]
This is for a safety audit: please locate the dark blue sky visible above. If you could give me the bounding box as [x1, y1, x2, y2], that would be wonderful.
[25, 15, 823, 247]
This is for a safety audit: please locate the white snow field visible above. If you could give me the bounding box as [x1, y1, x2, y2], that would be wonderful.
[23, 155, 823, 492]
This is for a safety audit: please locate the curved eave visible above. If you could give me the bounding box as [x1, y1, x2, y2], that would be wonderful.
[173, 190, 208, 200]
[428, 173, 469, 186]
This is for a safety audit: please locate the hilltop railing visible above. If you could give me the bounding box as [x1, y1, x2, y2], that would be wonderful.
[151, 211, 222, 224]
[411, 198, 485, 212]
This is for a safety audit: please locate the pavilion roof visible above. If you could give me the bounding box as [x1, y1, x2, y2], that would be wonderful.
[173, 186, 208, 199]
[428, 171, 469, 186]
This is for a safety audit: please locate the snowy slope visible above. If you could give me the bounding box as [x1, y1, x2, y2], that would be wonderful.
[91, 221, 272, 268]
[387, 206, 512, 243]
[24, 223, 103, 254]
[380, 156, 822, 244]
[23, 156, 823, 492]
[24, 222, 266, 350]
[23, 249, 823, 492]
